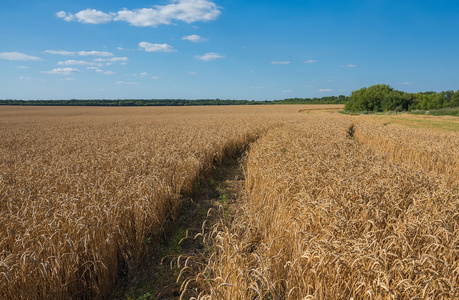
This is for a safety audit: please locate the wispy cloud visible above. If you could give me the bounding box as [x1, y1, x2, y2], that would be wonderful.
[401, 82, 414, 85]
[0, 52, 41, 61]
[139, 42, 177, 52]
[78, 51, 114, 57]
[42, 68, 81, 75]
[44, 50, 75, 55]
[305, 60, 317, 63]
[251, 86, 265, 89]
[58, 60, 102, 66]
[116, 81, 139, 85]
[195, 52, 225, 61]
[125, 72, 160, 79]
[182, 34, 207, 43]
[19, 76, 32, 80]
[94, 57, 129, 62]
[45, 50, 115, 57]
[86, 67, 115, 75]
[283, 90, 294, 93]
[341, 64, 357, 68]
[317, 89, 333, 92]
[57, 0, 221, 27]
[271, 61, 290, 65]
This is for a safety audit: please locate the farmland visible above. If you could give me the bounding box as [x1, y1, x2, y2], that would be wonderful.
[1, 105, 459, 299]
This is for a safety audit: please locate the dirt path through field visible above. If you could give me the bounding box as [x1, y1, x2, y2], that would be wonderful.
[113, 154, 245, 299]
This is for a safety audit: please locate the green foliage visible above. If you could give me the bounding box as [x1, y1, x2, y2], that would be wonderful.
[345, 84, 393, 112]
[0, 96, 349, 106]
[429, 108, 459, 116]
[345, 84, 459, 113]
[272, 95, 349, 105]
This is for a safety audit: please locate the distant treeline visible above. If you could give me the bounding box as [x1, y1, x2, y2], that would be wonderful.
[0, 96, 348, 106]
[3, 86, 459, 111]
[345, 84, 459, 112]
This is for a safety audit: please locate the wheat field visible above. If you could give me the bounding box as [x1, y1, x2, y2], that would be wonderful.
[181, 113, 459, 299]
[1, 105, 458, 299]
[0, 105, 312, 299]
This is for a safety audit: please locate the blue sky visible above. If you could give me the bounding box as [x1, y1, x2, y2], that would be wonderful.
[1, 0, 458, 100]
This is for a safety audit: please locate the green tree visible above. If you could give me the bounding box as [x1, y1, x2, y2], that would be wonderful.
[345, 84, 395, 112]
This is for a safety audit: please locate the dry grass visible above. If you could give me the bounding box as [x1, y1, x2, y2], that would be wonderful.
[182, 113, 459, 299]
[359, 114, 459, 132]
[0, 105, 306, 299]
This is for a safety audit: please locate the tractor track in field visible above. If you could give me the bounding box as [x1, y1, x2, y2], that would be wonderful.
[112, 154, 245, 300]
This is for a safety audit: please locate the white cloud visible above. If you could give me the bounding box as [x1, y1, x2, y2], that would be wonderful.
[401, 82, 414, 85]
[195, 52, 225, 61]
[15, 66, 30, 69]
[46, 50, 116, 57]
[182, 34, 207, 42]
[138, 42, 176, 52]
[271, 61, 290, 65]
[114, 8, 167, 26]
[251, 86, 265, 89]
[45, 50, 75, 55]
[75, 9, 113, 24]
[187, 71, 197, 75]
[318, 89, 333, 92]
[116, 81, 139, 85]
[57, 9, 113, 24]
[19, 76, 32, 80]
[283, 90, 293, 93]
[58, 60, 102, 66]
[117, 46, 134, 51]
[58, 0, 221, 27]
[94, 57, 129, 62]
[86, 67, 115, 74]
[305, 60, 317, 63]
[124, 72, 158, 78]
[42, 68, 81, 75]
[341, 64, 357, 68]
[56, 11, 75, 22]
[78, 51, 114, 57]
[115, 0, 221, 26]
[0, 52, 41, 61]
